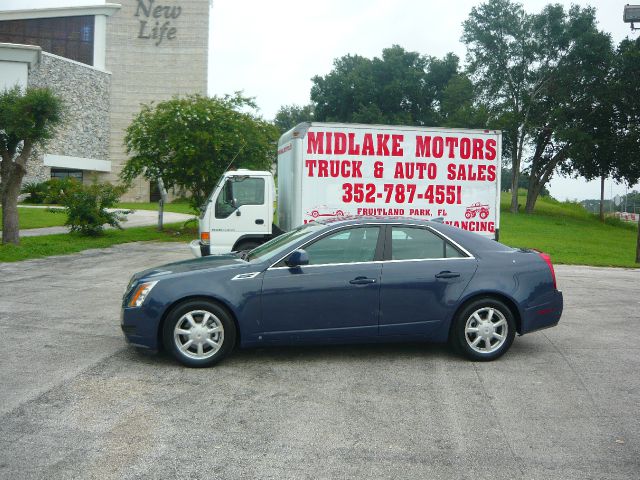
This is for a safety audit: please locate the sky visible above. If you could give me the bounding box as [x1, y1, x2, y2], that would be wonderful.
[5, 0, 639, 201]
[208, 0, 639, 201]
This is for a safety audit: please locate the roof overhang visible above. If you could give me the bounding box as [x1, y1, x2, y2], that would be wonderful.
[0, 43, 41, 70]
[0, 3, 121, 21]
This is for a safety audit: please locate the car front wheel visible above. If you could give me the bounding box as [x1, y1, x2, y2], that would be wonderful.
[452, 298, 515, 361]
[163, 300, 236, 367]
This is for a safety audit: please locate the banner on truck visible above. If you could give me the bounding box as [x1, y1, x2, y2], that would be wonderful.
[300, 125, 501, 238]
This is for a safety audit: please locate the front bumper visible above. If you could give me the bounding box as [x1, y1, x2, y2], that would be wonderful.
[189, 240, 210, 258]
[520, 289, 563, 334]
[120, 307, 161, 351]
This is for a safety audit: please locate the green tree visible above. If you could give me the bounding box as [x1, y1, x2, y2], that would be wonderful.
[440, 74, 489, 128]
[500, 168, 548, 197]
[524, 6, 614, 214]
[566, 37, 640, 229]
[310, 45, 476, 127]
[463, 0, 534, 214]
[462, 1, 610, 214]
[274, 104, 314, 134]
[611, 38, 640, 263]
[0, 87, 63, 244]
[122, 94, 279, 211]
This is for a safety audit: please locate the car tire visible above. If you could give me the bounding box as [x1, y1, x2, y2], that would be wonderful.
[451, 298, 515, 361]
[162, 300, 236, 367]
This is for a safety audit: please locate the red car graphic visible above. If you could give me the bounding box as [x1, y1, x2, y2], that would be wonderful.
[310, 209, 346, 218]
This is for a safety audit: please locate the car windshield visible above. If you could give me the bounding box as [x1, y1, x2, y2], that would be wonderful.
[246, 222, 325, 263]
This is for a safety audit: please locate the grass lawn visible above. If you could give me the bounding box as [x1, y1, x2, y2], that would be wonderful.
[0, 206, 67, 229]
[0, 223, 197, 263]
[1, 201, 197, 231]
[499, 192, 639, 268]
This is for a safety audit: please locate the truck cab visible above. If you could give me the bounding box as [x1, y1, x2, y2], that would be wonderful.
[190, 169, 276, 257]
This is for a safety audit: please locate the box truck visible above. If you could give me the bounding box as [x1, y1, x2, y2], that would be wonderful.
[191, 122, 501, 257]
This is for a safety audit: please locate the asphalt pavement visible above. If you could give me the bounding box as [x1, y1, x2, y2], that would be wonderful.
[0, 243, 638, 479]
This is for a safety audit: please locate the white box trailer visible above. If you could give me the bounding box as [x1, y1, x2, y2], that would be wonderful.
[191, 122, 501, 257]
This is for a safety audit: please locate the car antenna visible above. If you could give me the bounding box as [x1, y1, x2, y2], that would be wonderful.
[223, 140, 247, 172]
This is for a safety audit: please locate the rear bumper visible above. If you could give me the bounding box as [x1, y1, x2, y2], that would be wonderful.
[520, 289, 563, 334]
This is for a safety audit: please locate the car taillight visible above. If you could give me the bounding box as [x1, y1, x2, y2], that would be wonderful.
[538, 252, 557, 290]
[201, 231, 210, 245]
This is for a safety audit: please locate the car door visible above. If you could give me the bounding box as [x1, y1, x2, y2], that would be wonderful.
[379, 225, 478, 337]
[259, 225, 383, 343]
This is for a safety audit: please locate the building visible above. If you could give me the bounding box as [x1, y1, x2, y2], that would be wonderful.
[0, 0, 209, 201]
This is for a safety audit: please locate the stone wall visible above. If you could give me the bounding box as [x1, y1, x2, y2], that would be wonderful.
[24, 52, 111, 184]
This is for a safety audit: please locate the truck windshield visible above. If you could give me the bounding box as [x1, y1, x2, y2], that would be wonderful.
[246, 223, 325, 263]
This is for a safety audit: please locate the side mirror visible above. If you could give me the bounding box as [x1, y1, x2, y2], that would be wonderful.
[231, 198, 239, 209]
[285, 249, 309, 268]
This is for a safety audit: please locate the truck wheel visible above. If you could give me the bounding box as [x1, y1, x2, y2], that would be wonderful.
[162, 300, 236, 367]
[480, 209, 489, 219]
[236, 240, 260, 253]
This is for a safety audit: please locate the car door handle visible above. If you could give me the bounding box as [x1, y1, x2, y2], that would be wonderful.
[255, 219, 264, 225]
[435, 271, 460, 279]
[349, 277, 376, 285]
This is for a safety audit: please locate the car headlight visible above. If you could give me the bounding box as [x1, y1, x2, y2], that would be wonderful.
[127, 281, 158, 308]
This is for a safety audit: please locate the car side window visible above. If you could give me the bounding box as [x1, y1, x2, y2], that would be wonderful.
[391, 226, 465, 260]
[304, 227, 380, 265]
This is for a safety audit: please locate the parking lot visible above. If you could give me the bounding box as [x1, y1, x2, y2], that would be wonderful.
[0, 242, 638, 479]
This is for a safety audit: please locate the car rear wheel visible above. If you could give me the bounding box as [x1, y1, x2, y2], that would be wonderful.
[452, 298, 515, 361]
[163, 300, 236, 367]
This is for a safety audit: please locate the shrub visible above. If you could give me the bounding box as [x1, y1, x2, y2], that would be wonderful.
[45, 178, 81, 204]
[61, 182, 128, 236]
[20, 178, 81, 204]
[20, 182, 48, 204]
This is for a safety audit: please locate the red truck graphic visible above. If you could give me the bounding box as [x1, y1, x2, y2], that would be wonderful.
[465, 202, 490, 219]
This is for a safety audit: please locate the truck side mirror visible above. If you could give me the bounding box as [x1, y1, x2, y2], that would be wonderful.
[285, 249, 309, 268]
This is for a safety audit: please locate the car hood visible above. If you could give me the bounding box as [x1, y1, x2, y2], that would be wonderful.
[133, 253, 251, 282]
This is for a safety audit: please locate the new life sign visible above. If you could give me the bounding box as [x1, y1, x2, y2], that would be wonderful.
[135, 0, 182, 46]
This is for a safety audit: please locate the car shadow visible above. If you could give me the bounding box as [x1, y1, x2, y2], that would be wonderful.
[131, 341, 464, 368]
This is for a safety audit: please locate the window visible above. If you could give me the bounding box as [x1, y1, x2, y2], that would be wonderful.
[391, 226, 465, 260]
[0, 16, 95, 66]
[215, 177, 265, 219]
[51, 168, 83, 182]
[304, 227, 380, 265]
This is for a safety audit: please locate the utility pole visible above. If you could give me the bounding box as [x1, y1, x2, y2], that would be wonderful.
[157, 177, 168, 231]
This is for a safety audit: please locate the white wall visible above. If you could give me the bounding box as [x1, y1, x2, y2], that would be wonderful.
[0, 60, 28, 91]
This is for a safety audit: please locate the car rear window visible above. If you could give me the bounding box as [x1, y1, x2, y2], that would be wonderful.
[391, 226, 466, 260]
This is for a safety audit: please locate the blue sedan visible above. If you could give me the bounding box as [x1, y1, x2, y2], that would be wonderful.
[121, 218, 563, 367]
